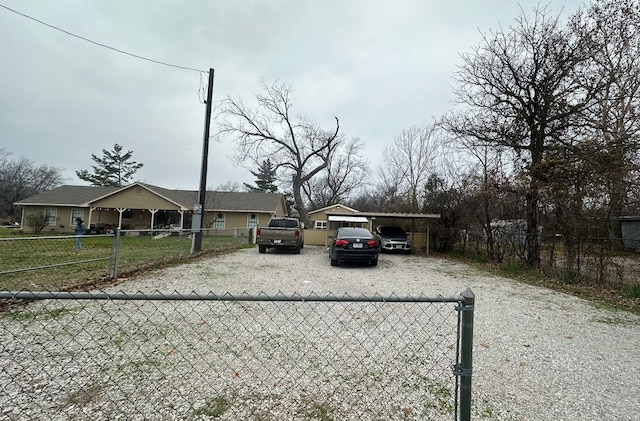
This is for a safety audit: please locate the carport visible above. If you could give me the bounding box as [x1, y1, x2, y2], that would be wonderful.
[325, 211, 440, 253]
[327, 214, 370, 230]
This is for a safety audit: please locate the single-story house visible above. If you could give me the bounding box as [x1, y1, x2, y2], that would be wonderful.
[14, 182, 288, 234]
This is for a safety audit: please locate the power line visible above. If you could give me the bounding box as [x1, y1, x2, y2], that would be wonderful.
[0, 3, 206, 73]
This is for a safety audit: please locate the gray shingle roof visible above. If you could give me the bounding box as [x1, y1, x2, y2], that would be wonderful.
[14, 185, 120, 206]
[16, 183, 285, 213]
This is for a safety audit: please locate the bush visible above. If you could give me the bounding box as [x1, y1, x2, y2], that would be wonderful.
[24, 212, 54, 234]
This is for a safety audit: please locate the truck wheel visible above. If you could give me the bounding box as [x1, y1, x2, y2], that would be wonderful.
[371, 258, 378, 266]
[300, 241, 304, 249]
[294, 246, 301, 254]
[258, 245, 266, 253]
[330, 258, 338, 266]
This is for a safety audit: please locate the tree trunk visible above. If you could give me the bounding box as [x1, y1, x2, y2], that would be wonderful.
[292, 177, 309, 226]
[525, 185, 541, 268]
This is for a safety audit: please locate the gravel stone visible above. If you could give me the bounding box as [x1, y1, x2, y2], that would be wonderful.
[2, 245, 639, 420]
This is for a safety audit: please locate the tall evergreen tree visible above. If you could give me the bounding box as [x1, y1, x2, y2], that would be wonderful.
[76, 144, 143, 187]
[243, 159, 279, 193]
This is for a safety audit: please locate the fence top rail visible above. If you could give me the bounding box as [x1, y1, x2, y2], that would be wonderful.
[0, 290, 468, 304]
[0, 234, 113, 241]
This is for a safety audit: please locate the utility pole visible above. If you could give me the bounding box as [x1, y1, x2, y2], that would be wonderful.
[191, 68, 214, 253]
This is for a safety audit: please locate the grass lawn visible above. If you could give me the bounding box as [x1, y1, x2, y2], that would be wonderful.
[0, 232, 250, 291]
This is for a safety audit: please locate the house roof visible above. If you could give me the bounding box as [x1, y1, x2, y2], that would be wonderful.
[15, 183, 286, 213]
[15, 185, 121, 207]
[308, 204, 359, 215]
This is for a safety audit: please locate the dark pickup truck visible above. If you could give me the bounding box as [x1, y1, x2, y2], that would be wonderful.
[256, 217, 304, 254]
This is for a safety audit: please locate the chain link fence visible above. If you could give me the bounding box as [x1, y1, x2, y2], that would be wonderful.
[460, 231, 640, 288]
[0, 290, 474, 421]
[0, 229, 252, 291]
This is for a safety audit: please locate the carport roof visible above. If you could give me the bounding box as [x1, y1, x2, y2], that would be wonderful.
[326, 211, 440, 220]
[328, 215, 369, 223]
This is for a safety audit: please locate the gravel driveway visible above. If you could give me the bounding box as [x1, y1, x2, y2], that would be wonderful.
[117, 245, 640, 420]
[3, 245, 639, 420]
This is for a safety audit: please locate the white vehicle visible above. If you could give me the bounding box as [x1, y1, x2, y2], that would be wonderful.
[374, 225, 412, 254]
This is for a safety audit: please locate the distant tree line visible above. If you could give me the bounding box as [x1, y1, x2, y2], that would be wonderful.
[0, 148, 63, 221]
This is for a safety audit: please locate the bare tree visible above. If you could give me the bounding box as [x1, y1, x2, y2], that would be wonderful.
[302, 136, 369, 209]
[0, 148, 63, 220]
[217, 81, 340, 224]
[422, 172, 472, 253]
[440, 5, 597, 267]
[382, 125, 440, 212]
[213, 181, 242, 192]
[570, 0, 640, 244]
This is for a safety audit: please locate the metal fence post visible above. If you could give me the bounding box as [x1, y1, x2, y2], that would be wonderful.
[458, 287, 475, 421]
[111, 229, 122, 279]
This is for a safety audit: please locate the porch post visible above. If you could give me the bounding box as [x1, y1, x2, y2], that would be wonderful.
[116, 208, 126, 229]
[149, 209, 158, 230]
[88, 207, 95, 229]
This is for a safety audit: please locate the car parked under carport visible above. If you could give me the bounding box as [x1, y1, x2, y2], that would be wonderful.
[329, 227, 378, 267]
[374, 225, 412, 254]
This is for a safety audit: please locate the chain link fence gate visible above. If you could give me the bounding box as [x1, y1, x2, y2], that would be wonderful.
[0, 290, 474, 421]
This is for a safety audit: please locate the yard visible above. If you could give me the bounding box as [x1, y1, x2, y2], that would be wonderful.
[1, 244, 639, 419]
[0, 230, 250, 291]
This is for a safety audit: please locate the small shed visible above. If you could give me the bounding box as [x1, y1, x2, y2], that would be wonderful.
[611, 216, 640, 251]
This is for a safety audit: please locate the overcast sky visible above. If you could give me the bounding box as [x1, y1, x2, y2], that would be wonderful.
[1, 0, 587, 191]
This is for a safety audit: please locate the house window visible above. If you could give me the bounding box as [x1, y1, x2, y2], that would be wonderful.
[214, 213, 225, 230]
[44, 208, 57, 226]
[247, 213, 258, 229]
[71, 209, 84, 225]
[315, 220, 327, 230]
